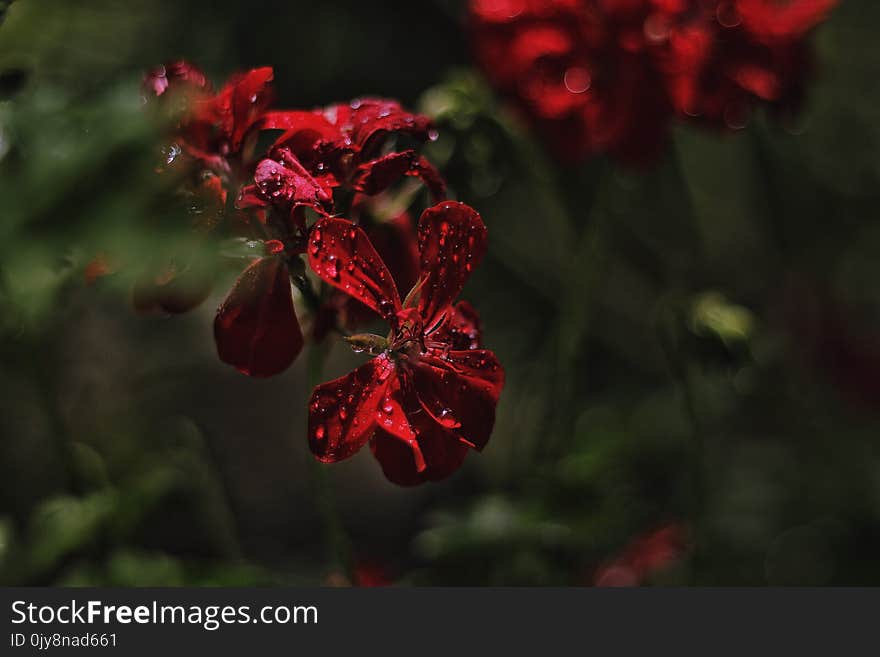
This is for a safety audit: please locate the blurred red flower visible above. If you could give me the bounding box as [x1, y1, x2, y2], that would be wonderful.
[469, 0, 837, 164]
[594, 523, 690, 586]
[306, 202, 504, 485]
[146, 62, 275, 176]
[661, 0, 837, 129]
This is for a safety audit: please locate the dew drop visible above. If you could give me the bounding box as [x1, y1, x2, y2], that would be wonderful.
[437, 408, 461, 429]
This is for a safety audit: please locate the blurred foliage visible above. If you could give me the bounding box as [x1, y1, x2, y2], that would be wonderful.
[1, 0, 879, 586]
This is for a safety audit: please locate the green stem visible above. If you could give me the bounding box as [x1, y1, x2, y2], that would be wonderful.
[748, 123, 789, 261]
[306, 343, 355, 582]
[544, 161, 612, 464]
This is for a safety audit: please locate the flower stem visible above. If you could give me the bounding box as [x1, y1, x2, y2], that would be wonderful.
[306, 343, 355, 582]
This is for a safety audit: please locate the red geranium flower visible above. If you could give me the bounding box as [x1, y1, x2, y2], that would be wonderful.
[137, 63, 279, 318]
[260, 98, 446, 199]
[306, 202, 504, 485]
[183, 66, 275, 174]
[145, 61, 275, 177]
[468, 0, 837, 164]
[469, 0, 677, 164]
[662, 0, 838, 129]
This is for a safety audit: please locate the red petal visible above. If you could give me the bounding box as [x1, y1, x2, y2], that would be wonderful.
[308, 218, 401, 322]
[432, 300, 482, 350]
[229, 67, 274, 149]
[198, 67, 274, 150]
[144, 60, 209, 98]
[353, 150, 446, 200]
[370, 414, 468, 486]
[214, 256, 302, 377]
[308, 354, 396, 462]
[372, 377, 426, 472]
[262, 110, 339, 140]
[417, 202, 488, 327]
[235, 184, 269, 210]
[320, 99, 433, 158]
[248, 148, 333, 212]
[412, 349, 504, 452]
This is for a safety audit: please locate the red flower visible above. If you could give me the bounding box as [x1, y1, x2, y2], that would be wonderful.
[145, 61, 275, 175]
[594, 523, 690, 586]
[661, 0, 837, 129]
[182, 66, 275, 174]
[469, 0, 676, 164]
[306, 202, 504, 485]
[468, 0, 837, 164]
[261, 98, 446, 199]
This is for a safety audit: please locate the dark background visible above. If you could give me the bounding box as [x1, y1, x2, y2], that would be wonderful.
[1, 0, 879, 585]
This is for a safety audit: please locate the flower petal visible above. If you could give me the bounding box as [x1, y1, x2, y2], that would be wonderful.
[417, 201, 488, 327]
[370, 416, 468, 486]
[261, 109, 337, 136]
[325, 99, 433, 154]
[412, 349, 504, 451]
[214, 256, 302, 377]
[353, 150, 446, 200]
[144, 60, 210, 98]
[373, 377, 425, 471]
[308, 354, 396, 462]
[308, 218, 402, 322]
[248, 147, 333, 212]
[432, 300, 482, 350]
[228, 67, 274, 149]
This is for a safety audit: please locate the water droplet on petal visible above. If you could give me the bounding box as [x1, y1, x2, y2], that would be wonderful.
[437, 408, 461, 429]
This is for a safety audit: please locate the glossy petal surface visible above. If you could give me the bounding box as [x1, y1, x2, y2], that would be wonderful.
[413, 349, 504, 451]
[214, 256, 302, 377]
[325, 98, 433, 152]
[371, 414, 468, 487]
[308, 355, 395, 462]
[354, 150, 446, 200]
[417, 202, 488, 327]
[249, 148, 333, 212]
[308, 218, 401, 321]
[433, 301, 482, 350]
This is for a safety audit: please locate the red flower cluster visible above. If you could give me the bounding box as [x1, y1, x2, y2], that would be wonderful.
[469, 0, 838, 164]
[307, 204, 503, 485]
[138, 62, 503, 484]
